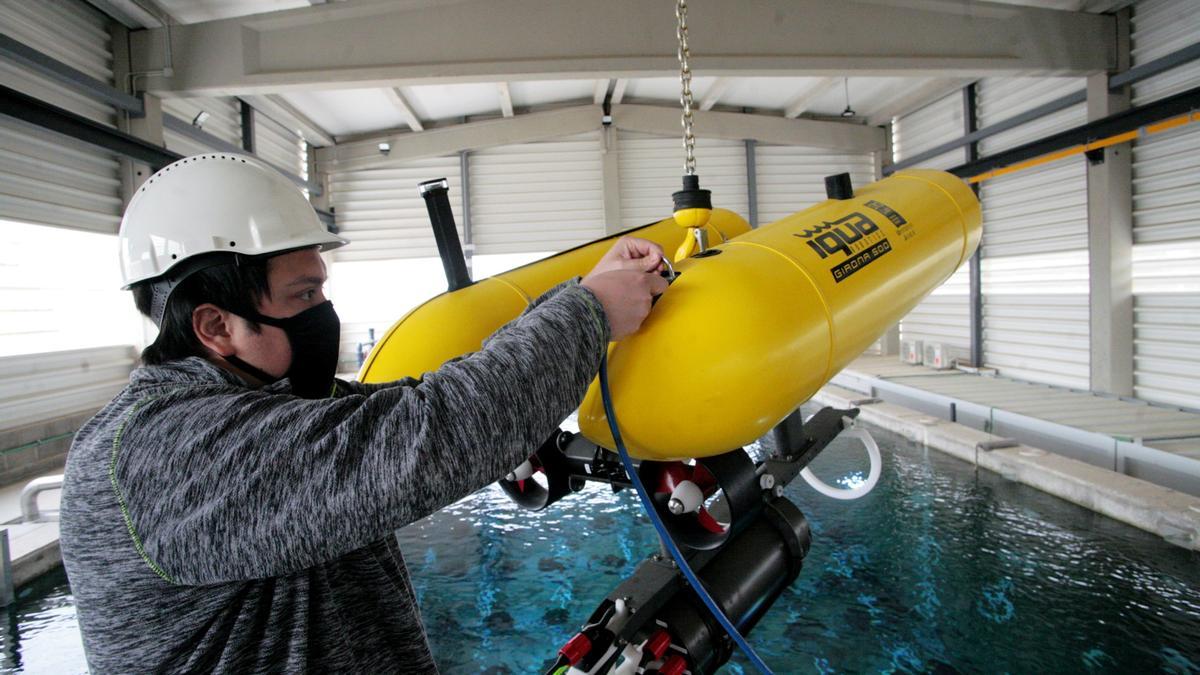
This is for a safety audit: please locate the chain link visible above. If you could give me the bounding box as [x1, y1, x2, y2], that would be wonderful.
[676, 0, 696, 176]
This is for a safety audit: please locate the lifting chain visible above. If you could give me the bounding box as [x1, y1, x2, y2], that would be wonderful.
[675, 0, 697, 176]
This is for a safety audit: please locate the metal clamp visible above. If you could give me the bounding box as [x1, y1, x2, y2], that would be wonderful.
[660, 256, 677, 281]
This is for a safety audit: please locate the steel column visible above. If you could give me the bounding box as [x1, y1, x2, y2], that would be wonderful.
[600, 125, 623, 235]
[744, 139, 758, 228]
[1086, 9, 1133, 397]
[964, 83, 984, 368]
[111, 22, 162, 206]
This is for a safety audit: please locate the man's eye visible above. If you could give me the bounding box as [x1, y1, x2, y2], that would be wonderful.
[300, 290, 316, 300]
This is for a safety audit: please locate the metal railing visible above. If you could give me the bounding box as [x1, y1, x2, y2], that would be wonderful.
[19, 475, 62, 523]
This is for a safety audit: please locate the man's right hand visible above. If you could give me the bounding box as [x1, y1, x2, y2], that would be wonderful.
[581, 269, 669, 340]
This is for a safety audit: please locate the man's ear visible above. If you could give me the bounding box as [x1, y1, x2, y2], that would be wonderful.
[193, 303, 236, 356]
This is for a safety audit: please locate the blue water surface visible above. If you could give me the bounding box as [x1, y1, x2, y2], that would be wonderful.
[397, 415, 1200, 673]
[6, 413, 1200, 673]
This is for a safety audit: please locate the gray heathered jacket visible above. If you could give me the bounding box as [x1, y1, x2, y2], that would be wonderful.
[60, 280, 610, 674]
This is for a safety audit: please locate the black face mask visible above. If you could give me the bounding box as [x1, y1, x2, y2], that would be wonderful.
[225, 301, 341, 399]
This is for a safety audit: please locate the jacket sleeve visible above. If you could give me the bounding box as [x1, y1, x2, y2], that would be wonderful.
[115, 281, 610, 585]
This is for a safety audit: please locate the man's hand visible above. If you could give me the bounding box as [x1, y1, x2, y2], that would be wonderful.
[581, 237, 669, 340]
[589, 236, 666, 275]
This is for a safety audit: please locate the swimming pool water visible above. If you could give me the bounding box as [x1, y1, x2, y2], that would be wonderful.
[11, 414, 1200, 673]
[0, 566, 85, 674]
[397, 417, 1200, 673]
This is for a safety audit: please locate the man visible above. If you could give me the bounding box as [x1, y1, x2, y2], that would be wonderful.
[60, 154, 668, 672]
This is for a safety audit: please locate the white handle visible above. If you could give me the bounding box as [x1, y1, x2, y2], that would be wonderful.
[800, 426, 881, 500]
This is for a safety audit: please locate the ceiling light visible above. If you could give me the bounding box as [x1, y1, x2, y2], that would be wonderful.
[378, 141, 391, 155]
[840, 78, 855, 118]
[191, 110, 210, 128]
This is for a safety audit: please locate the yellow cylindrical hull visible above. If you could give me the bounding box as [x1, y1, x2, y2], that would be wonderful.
[577, 170, 980, 459]
[359, 170, 981, 461]
[358, 211, 750, 384]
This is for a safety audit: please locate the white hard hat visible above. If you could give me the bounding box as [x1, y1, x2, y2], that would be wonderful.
[118, 153, 347, 288]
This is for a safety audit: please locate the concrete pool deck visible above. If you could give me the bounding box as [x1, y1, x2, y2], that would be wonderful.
[831, 356, 1200, 498]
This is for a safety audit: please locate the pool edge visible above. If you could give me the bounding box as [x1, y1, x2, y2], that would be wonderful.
[814, 384, 1200, 552]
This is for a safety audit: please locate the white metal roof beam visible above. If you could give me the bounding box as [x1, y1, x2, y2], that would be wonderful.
[784, 78, 838, 118]
[613, 104, 884, 152]
[699, 78, 731, 111]
[863, 78, 976, 126]
[384, 87, 424, 132]
[240, 94, 335, 146]
[317, 103, 885, 172]
[497, 82, 514, 117]
[83, 0, 163, 28]
[316, 106, 601, 172]
[129, 0, 1115, 96]
[611, 79, 628, 104]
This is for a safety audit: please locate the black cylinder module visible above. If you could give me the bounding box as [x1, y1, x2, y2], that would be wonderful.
[418, 177, 473, 292]
[653, 497, 812, 673]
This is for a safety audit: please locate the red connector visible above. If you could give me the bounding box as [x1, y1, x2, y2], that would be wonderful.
[644, 629, 673, 661]
[659, 654, 688, 675]
[559, 632, 592, 666]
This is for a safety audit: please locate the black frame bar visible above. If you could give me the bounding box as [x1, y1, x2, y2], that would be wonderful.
[0, 83, 179, 167]
[947, 84, 1200, 180]
[0, 33, 143, 114]
[240, 99, 255, 154]
[887, 90, 1086, 175]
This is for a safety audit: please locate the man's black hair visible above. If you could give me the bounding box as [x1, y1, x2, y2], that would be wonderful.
[132, 256, 272, 365]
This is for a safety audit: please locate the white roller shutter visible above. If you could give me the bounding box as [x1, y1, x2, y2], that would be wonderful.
[1132, 241, 1200, 410]
[976, 77, 1090, 389]
[892, 91, 965, 171]
[619, 132, 749, 227]
[755, 145, 873, 225]
[979, 160, 1089, 257]
[0, 0, 122, 233]
[471, 132, 604, 254]
[899, 267, 970, 351]
[255, 109, 306, 179]
[329, 155, 463, 262]
[1130, 0, 1200, 409]
[893, 90, 971, 350]
[162, 96, 242, 157]
[981, 251, 1090, 389]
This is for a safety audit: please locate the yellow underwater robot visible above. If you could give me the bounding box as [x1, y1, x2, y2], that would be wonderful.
[360, 169, 981, 459]
[358, 169, 981, 674]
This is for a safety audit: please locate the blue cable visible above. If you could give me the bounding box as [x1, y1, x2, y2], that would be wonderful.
[599, 354, 774, 675]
